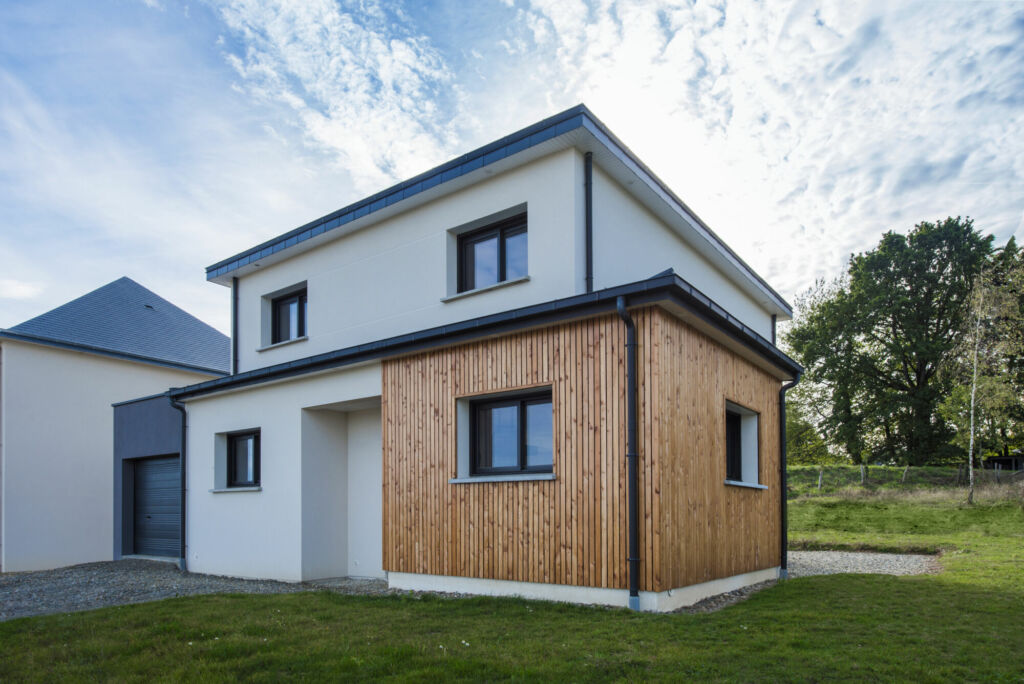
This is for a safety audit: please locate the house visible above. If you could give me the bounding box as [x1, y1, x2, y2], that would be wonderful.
[0, 277, 229, 572]
[115, 105, 802, 611]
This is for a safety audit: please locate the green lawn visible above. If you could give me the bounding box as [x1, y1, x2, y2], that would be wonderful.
[2, 491, 1023, 681]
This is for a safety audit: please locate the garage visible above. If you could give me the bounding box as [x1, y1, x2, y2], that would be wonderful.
[132, 456, 180, 557]
[115, 394, 185, 562]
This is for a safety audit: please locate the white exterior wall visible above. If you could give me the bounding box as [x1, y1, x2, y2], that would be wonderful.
[184, 363, 381, 581]
[590, 166, 775, 340]
[346, 408, 383, 578]
[0, 340, 213, 572]
[236, 149, 584, 373]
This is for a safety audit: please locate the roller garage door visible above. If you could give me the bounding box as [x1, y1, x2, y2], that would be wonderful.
[133, 456, 180, 557]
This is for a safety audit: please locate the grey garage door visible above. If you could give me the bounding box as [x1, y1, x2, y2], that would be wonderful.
[133, 456, 180, 557]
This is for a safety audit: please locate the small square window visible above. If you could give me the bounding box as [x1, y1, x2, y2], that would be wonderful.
[725, 402, 759, 486]
[228, 431, 260, 487]
[271, 289, 307, 344]
[471, 390, 552, 475]
[458, 213, 527, 293]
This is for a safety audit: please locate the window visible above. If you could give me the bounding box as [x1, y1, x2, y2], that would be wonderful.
[458, 213, 527, 293]
[725, 401, 760, 487]
[271, 289, 307, 344]
[228, 431, 260, 487]
[471, 390, 552, 475]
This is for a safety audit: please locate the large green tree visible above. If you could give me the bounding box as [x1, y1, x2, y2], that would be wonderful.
[786, 217, 993, 465]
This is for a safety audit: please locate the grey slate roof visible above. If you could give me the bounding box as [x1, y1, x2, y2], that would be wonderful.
[2, 277, 229, 375]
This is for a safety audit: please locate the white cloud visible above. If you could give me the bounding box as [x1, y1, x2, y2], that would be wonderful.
[3, 0, 1021, 333]
[211, 0, 464, 194]
[0, 279, 43, 301]
[482, 0, 1024, 301]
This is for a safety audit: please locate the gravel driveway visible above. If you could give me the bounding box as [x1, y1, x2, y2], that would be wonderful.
[788, 550, 940, 577]
[0, 559, 390, 622]
[2, 551, 940, 621]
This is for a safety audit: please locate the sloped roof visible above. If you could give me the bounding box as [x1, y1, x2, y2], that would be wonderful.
[2, 277, 229, 375]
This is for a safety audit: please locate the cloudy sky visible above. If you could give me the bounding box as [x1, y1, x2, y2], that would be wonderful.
[1, 0, 1022, 332]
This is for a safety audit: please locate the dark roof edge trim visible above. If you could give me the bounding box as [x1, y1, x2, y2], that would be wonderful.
[575, 115, 791, 314]
[205, 106, 587, 280]
[170, 274, 801, 401]
[0, 330, 230, 377]
[204, 105, 791, 315]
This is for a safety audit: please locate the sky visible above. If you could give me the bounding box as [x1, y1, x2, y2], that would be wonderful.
[1, 0, 1022, 333]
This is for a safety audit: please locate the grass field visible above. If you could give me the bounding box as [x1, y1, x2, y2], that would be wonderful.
[2, 482, 1023, 681]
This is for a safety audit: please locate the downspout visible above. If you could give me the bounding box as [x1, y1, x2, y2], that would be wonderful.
[778, 373, 801, 579]
[616, 296, 640, 610]
[169, 395, 188, 573]
[231, 277, 239, 375]
[584, 152, 594, 293]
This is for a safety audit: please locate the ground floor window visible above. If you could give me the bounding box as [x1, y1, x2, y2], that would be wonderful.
[228, 431, 261, 487]
[471, 390, 553, 475]
[724, 401, 759, 486]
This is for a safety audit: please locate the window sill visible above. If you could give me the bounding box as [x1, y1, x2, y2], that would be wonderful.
[210, 486, 262, 493]
[724, 480, 767, 490]
[256, 336, 308, 353]
[449, 472, 555, 484]
[441, 276, 530, 302]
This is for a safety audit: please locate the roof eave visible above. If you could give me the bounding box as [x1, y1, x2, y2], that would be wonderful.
[170, 273, 801, 402]
[0, 330, 230, 377]
[204, 105, 792, 318]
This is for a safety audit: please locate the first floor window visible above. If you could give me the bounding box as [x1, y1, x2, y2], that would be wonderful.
[272, 289, 307, 343]
[228, 431, 260, 487]
[458, 212, 527, 292]
[471, 390, 552, 474]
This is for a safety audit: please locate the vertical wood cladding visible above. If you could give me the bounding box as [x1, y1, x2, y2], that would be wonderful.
[653, 308, 783, 589]
[381, 307, 782, 591]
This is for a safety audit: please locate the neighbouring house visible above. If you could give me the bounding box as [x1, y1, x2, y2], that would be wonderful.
[0, 277, 229, 572]
[115, 105, 802, 611]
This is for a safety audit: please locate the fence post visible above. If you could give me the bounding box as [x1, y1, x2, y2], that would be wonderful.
[818, 467, 823, 491]
[901, 464, 910, 485]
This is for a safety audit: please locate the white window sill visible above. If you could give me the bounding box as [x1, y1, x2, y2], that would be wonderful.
[441, 276, 530, 302]
[210, 486, 262, 493]
[724, 480, 767, 490]
[449, 472, 555, 484]
[256, 336, 308, 353]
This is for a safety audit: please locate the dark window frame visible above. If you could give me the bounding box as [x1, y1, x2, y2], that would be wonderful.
[470, 388, 553, 475]
[457, 213, 528, 293]
[725, 409, 743, 482]
[271, 289, 307, 344]
[227, 430, 261, 487]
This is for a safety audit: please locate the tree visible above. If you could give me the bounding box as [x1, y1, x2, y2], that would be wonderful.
[939, 238, 1024, 500]
[786, 217, 993, 465]
[785, 395, 835, 465]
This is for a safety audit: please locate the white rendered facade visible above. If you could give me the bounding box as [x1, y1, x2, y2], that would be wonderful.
[0, 339, 213, 572]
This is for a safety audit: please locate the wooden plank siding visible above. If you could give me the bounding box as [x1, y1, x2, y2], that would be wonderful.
[381, 306, 782, 592]
[653, 307, 782, 590]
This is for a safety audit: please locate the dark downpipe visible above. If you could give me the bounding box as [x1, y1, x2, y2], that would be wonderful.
[616, 296, 640, 609]
[778, 374, 800, 579]
[584, 152, 594, 293]
[231, 277, 239, 375]
[169, 396, 188, 573]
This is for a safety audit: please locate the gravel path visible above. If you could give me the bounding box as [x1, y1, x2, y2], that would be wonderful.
[788, 550, 940, 578]
[0, 559, 391, 622]
[2, 551, 940, 621]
